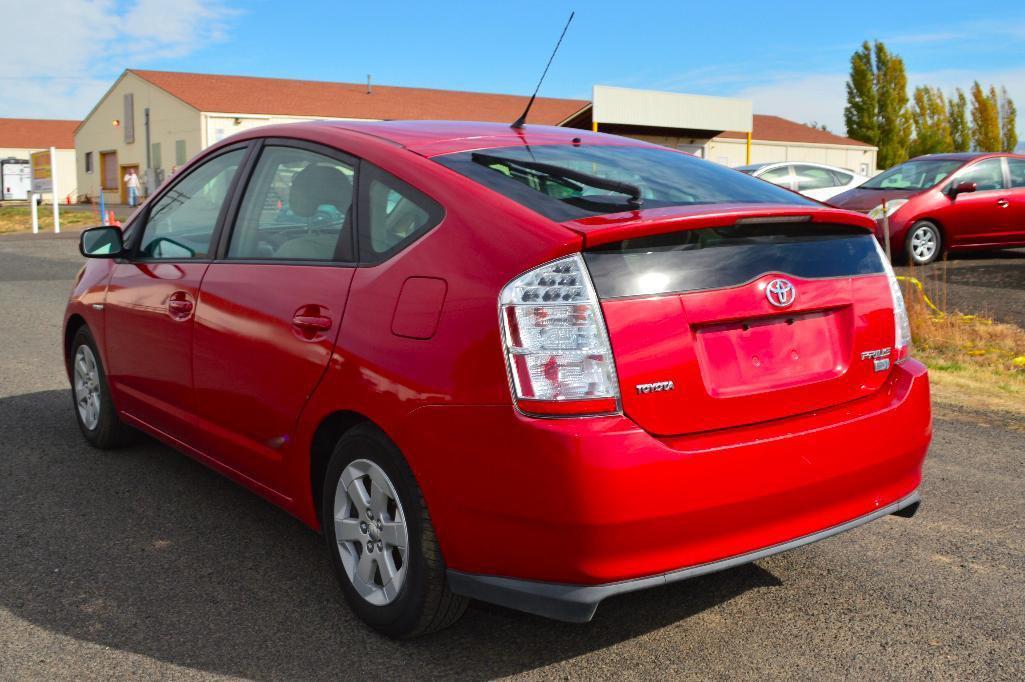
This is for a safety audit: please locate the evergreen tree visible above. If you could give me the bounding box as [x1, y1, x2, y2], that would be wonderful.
[910, 86, 953, 157]
[874, 42, 912, 168]
[844, 42, 878, 146]
[970, 82, 1001, 151]
[1000, 86, 1018, 153]
[948, 88, 970, 152]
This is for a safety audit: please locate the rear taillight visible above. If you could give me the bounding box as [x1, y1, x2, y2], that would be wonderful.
[499, 254, 620, 416]
[874, 239, 913, 362]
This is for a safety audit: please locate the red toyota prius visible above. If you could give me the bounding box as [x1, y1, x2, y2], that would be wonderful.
[65, 121, 931, 637]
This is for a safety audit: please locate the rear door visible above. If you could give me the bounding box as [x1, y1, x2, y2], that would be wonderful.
[941, 158, 1010, 246]
[582, 220, 894, 436]
[191, 140, 358, 488]
[104, 145, 249, 437]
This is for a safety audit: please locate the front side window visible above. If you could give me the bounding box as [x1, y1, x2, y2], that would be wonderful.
[862, 158, 964, 190]
[759, 165, 793, 188]
[435, 145, 813, 222]
[793, 165, 838, 191]
[1008, 158, 1025, 188]
[360, 164, 443, 262]
[954, 158, 1006, 191]
[137, 148, 244, 260]
[228, 146, 354, 261]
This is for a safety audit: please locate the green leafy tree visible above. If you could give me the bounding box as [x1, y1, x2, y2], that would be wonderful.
[1000, 86, 1018, 152]
[970, 81, 1002, 151]
[948, 88, 970, 152]
[910, 86, 953, 157]
[874, 42, 912, 168]
[844, 42, 878, 146]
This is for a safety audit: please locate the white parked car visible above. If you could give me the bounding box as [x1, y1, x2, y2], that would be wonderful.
[736, 162, 868, 202]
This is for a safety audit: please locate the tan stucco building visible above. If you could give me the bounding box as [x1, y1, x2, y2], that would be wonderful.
[75, 71, 877, 205]
[0, 118, 79, 203]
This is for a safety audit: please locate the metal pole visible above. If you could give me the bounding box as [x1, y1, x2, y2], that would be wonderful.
[882, 198, 891, 262]
[746, 131, 752, 164]
[50, 146, 60, 233]
[30, 192, 39, 234]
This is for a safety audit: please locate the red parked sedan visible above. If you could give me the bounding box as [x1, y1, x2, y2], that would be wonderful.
[66, 121, 931, 637]
[829, 152, 1025, 264]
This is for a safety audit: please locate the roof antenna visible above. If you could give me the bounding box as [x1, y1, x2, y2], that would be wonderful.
[511, 11, 575, 129]
[367, 74, 372, 94]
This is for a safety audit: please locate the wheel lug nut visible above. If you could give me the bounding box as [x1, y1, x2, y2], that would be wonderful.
[366, 510, 374, 520]
[366, 541, 374, 552]
[377, 541, 383, 551]
[360, 522, 368, 534]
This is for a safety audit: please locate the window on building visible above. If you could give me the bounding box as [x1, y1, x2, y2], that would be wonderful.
[228, 146, 355, 261]
[175, 139, 187, 166]
[151, 142, 162, 171]
[84, 152, 93, 174]
[138, 148, 245, 260]
[100, 152, 118, 190]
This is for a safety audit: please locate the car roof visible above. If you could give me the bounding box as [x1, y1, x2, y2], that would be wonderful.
[269, 119, 655, 157]
[909, 152, 1015, 162]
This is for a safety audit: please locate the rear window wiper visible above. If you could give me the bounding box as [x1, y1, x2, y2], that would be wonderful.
[471, 152, 643, 207]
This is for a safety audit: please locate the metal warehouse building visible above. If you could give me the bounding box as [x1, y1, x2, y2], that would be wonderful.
[75, 70, 876, 204]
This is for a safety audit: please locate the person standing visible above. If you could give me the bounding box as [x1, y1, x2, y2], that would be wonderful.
[124, 168, 141, 207]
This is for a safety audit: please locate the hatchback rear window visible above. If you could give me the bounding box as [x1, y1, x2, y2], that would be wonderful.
[434, 145, 814, 222]
[582, 222, 883, 299]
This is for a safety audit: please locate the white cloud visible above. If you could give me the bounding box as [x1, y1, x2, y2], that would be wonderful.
[0, 0, 234, 119]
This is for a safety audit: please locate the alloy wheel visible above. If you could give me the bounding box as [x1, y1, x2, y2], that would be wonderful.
[332, 459, 409, 606]
[910, 225, 938, 263]
[73, 345, 101, 430]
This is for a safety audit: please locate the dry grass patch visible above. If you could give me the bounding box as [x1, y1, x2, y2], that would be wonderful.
[0, 206, 98, 234]
[902, 275, 1025, 420]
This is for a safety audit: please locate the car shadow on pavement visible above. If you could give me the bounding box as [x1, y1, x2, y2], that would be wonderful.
[0, 389, 781, 680]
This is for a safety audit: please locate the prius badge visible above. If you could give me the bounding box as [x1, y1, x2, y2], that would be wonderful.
[765, 278, 797, 308]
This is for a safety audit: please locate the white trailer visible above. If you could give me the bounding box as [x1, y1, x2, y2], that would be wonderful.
[1, 158, 31, 201]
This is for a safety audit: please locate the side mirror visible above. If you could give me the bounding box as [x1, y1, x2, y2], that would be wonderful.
[79, 226, 124, 258]
[948, 181, 977, 198]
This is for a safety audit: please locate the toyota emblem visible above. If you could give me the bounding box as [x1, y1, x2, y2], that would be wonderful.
[765, 278, 796, 308]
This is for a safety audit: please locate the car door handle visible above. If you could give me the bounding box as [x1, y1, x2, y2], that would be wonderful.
[168, 293, 194, 320]
[997, 198, 1009, 208]
[291, 315, 332, 332]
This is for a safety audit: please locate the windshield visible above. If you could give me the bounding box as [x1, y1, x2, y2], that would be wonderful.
[862, 158, 964, 190]
[434, 145, 814, 222]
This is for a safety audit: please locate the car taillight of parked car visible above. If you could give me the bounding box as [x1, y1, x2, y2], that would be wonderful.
[873, 239, 913, 363]
[499, 254, 620, 416]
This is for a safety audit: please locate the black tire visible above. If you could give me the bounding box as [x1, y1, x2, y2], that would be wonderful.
[905, 220, 943, 266]
[69, 326, 133, 449]
[321, 424, 467, 638]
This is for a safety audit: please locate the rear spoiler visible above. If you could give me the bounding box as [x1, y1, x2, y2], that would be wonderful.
[562, 204, 877, 248]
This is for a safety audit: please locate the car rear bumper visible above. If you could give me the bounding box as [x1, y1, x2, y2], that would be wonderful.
[398, 359, 931, 607]
[447, 488, 921, 622]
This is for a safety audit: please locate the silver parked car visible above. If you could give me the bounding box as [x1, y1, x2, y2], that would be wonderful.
[737, 161, 868, 201]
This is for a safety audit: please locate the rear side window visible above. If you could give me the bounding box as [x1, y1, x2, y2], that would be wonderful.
[359, 164, 443, 262]
[435, 144, 813, 222]
[583, 223, 883, 299]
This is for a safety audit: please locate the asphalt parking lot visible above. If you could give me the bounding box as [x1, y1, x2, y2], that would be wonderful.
[1, 234, 1023, 680]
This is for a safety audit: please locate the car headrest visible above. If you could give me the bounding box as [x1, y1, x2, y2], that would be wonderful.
[289, 164, 352, 218]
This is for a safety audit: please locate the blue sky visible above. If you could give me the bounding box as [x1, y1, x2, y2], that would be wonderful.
[5, 0, 1025, 140]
